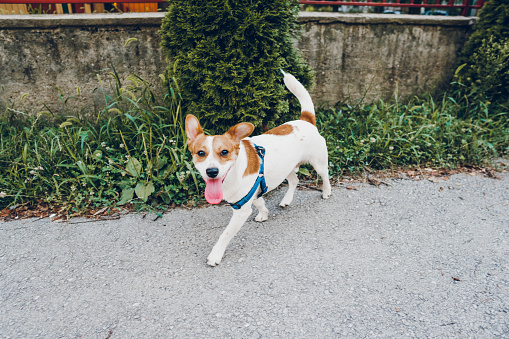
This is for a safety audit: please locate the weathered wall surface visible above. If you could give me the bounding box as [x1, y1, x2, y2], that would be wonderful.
[297, 13, 475, 105]
[0, 12, 475, 113]
[0, 13, 166, 113]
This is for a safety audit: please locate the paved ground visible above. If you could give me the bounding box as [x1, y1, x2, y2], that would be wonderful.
[1, 171, 508, 338]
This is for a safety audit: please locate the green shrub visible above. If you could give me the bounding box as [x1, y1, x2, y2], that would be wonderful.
[160, 0, 313, 133]
[457, 0, 509, 105]
[462, 37, 509, 104]
[459, 0, 509, 62]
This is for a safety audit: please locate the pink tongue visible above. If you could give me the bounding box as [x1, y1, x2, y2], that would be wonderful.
[204, 178, 223, 204]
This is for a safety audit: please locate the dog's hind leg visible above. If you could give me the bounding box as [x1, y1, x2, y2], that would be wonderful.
[207, 204, 253, 266]
[310, 151, 332, 199]
[253, 197, 269, 222]
[279, 169, 299, 207]
[317, 167, 332, 199]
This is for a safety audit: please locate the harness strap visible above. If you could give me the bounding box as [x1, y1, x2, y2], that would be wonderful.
[229, 144, 268, 210]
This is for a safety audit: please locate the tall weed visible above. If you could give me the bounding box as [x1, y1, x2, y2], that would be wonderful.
[0, 70, 204, 211]
[318, 90, 508, 176]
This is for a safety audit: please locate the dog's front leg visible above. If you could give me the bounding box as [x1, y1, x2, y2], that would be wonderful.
[207, 203, 253, 266]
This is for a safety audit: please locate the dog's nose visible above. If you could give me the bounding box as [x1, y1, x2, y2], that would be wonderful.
[206, 168, 219, 178]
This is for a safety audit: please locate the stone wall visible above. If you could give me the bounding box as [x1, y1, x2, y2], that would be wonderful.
[0, 12, 475, 113]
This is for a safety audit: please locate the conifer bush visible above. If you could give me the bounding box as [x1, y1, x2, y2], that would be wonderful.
[160, 0, 313, 133]
[457, 0, 509, 105]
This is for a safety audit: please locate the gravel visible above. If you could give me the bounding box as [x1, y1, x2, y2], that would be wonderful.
[1, 171, 508, 338]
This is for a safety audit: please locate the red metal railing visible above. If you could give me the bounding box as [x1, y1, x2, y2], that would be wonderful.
[1, 0, 160, 2]
[0, 0, 484, 16]
[300, 0, 484, 16]
[0, 0, 162, 14]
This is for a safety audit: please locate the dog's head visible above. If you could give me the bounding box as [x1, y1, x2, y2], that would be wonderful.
[185, 115, 254, 204]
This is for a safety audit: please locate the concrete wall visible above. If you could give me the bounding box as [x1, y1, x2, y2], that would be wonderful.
[0, 12, 475, 113]
[0, 13, 165, 113]
[298, 12, 475, 104]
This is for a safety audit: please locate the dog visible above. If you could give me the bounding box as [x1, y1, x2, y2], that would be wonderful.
[185, 71, 331, 266]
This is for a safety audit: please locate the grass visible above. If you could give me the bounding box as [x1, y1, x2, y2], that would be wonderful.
[0, 70, 507, 215]
[0, 68, 205, 214]
[318, 88, 508, 177]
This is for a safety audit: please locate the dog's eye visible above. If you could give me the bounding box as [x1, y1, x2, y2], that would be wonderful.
[220, 150, 229, 156]
[197, 150, 206, 157]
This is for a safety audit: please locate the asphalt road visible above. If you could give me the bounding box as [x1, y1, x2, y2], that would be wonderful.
[1, 171, 508, 338]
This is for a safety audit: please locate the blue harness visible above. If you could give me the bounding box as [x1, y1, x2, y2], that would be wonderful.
[228, 144, 268, 210]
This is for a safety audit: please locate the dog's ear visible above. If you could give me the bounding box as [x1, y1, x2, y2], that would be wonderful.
[225, 123, 255, 143]
[185, 115, 203, 144]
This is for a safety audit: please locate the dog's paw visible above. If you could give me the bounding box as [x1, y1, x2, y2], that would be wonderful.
[207, 256, 222, 267]
[279, 196, 293, 207]
[207, 249, 224, 267]
[255, 212, 268, 222]
[322, 190, 331, 199]
[322, 183, 332, 199]
[207, 258, 220, 267]
[322, 185, 332, 199]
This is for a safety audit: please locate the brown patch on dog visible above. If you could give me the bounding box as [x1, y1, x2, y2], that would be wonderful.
[264, 124, 294, 136]
[300, 110, 316, 126]
[212, 135, 240, 164]
[188, 134, 209, 163]
[185, 114, 204, 144]
[242, 140, 260, 177]
[225, 122, 255, 142]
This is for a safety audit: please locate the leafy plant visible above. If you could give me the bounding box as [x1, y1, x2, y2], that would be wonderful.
[455, 37, 509, 107]
[456, 0, 509, 105]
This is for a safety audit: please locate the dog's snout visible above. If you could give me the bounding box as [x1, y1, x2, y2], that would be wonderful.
[206, 168, 219, 178]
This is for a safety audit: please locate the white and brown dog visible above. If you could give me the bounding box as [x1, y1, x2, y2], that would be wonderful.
[185, 71, 331, 266]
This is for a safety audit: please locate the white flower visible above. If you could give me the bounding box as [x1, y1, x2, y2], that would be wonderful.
[71, 185, 76, 191]
[370, 137, 376, 143]
[101, 142, 107, 147]
[178, 171, 185, 181]
[389, 146, 394, 151]
[108, 159, 114, 164]
[0, 192, 6, 198]
[119, 144, 124, 149]
[360, 140, 364, 145]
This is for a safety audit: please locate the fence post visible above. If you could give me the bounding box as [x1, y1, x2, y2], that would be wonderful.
[461, 0, 470, 16]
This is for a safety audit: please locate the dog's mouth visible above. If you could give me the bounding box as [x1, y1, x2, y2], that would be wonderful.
[203, 170, 229, 204]
[204, 178, 223, 204]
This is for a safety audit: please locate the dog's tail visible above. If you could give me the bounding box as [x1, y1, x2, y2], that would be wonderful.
[281, 70, 316, 126]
